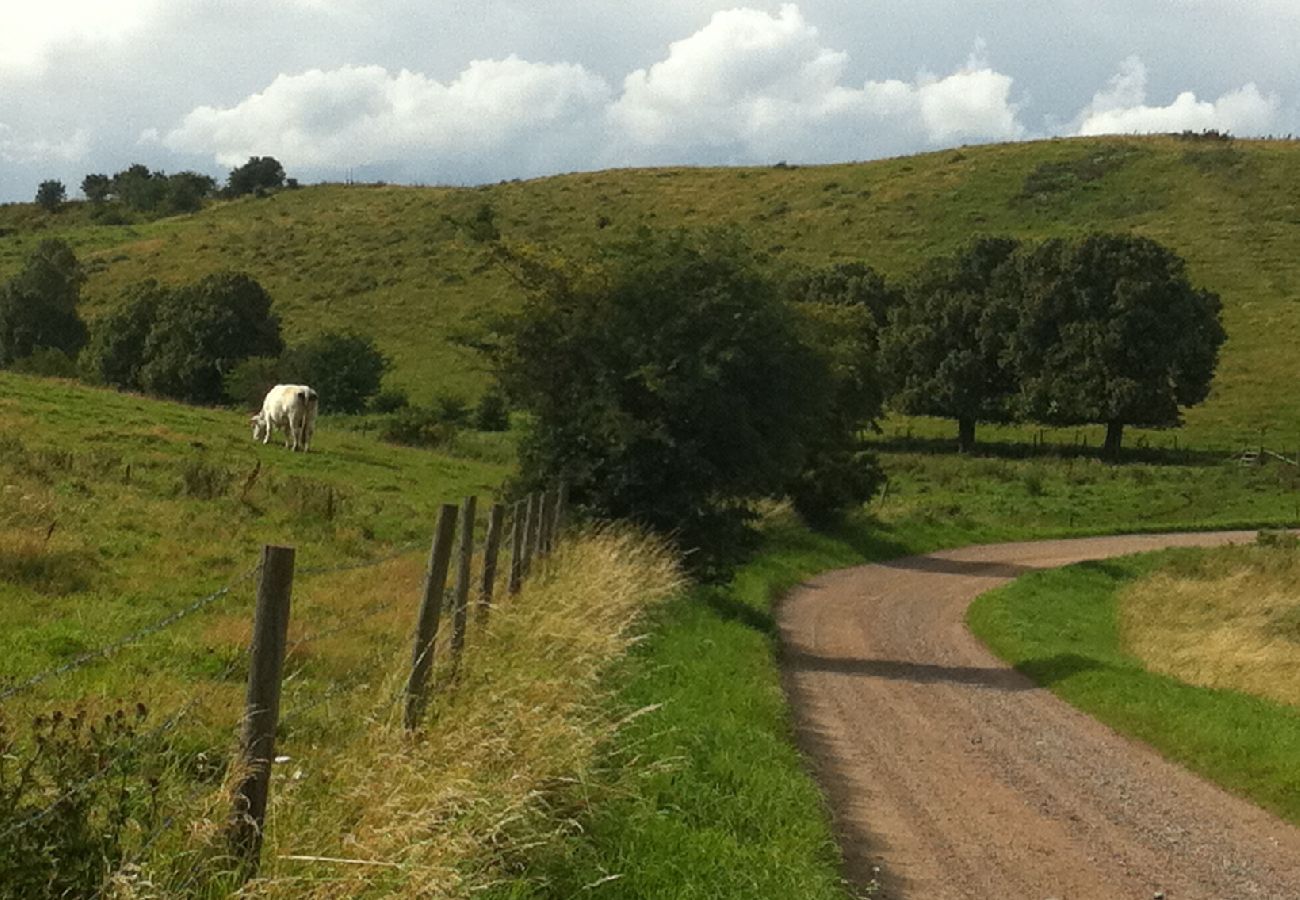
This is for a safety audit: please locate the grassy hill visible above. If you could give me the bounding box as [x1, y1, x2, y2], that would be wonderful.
[4, 134, 1299, 447]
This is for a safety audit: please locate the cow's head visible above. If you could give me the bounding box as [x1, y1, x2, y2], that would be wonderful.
[250, 413, 268, 442]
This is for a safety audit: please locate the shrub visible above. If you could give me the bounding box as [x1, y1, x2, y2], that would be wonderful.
[378, 407, 458, 448]
[281, 331, 387, 414]
[472, 387, 510, 431]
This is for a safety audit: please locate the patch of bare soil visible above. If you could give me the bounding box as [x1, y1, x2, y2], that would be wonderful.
[779, 532, 1300, 900]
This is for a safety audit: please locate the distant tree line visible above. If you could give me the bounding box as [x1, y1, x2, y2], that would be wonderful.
[0, 239, 393, 417]
[34, 156, 293, 219]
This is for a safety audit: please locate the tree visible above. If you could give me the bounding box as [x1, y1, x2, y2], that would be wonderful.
[35, 180, 66, 213]
[227, 156, 286, 196]
[136, 272, 284, 404]
[84, 280, 169, 390]
[164, 171, 217, 214]
[879, 238, 1023, 452]
[1010, 233, 1225, 458]
[81, 173, 111, 204]
[782, 263, 892, 524]
[0, 239, 88, 367]
[493, 228, 834, 571]
[281, 331, 388, 413]
[112, 164, 167, 212]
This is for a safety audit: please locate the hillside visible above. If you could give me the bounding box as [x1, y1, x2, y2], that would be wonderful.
[3, 135, 1299, 445]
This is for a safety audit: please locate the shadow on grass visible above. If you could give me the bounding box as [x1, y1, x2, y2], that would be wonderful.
[868, 434, 1226, 468]
[1015, 652, 1109, 686]
[698, 587, 776, 636]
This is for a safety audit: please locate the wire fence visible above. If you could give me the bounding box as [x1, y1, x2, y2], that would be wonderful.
[0, 484, 568, 894]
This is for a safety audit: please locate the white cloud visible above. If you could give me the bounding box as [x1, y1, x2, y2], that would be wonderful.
[0, 0, 162, 71]
[163, 58, 612, 177]
[607, 5, 1023, 165]
[1077, 56, 1280, 135]
[0, 123, 90, 164]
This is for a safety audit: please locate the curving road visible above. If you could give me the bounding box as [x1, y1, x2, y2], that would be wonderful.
[778, 531, 1300, 900]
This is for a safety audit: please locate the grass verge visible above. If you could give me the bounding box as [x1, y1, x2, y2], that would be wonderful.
[967, 550, 1300, 826]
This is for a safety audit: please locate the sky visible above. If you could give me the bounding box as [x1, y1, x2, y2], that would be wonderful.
[2, 1, 1297, 202]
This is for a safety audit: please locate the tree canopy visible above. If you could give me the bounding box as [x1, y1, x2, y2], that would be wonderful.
[88, 272, 283, 404]
[0, 239, 88, 367]
[227, 156, 286, 196]
[282, 331, 389, 414]
[880, 237, 1022, 452]
[492, 229, 854, 570]
[1010, 233, 1225, 456]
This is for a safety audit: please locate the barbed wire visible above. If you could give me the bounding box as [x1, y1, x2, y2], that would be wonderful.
[0, 565, 260, 703]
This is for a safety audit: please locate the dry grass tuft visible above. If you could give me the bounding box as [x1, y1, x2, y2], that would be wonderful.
[1120, 539, 1300, 708]
[233, 524, 683, 898]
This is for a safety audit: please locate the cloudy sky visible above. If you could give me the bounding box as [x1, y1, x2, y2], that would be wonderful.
[2, 1, 1297, 202]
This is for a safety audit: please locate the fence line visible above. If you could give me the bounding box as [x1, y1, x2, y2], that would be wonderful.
[4, 484, 570, 890]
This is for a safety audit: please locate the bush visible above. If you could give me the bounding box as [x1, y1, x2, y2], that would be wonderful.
[0, 239, 88, 368]
[378, 406, 458, 448]
[368, 387, 410, 413]
[492, 228, 837, 574]
[9, 347, 79, 378]
[472, 387, 510, 431]
[222, 356, 285, 409]
[138, 273, 283, 404]
[281, 331, 387, 414]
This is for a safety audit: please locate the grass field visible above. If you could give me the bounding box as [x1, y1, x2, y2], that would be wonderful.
[4, 135, 1300, 450]
[6, 133, 1300, 895]
[967, 547, 1300, 826]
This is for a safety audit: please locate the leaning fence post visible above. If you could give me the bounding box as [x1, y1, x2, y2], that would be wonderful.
[537, 490, 554, 560]
[404, 504, 458, 731]
[449, 495, 478, 666]
[508, 499, 526, 594]
[229, 544, 296, 875]
[478, 503, 505, 622]
[552, 482, 568, 543]
[520, 493, 538, 579]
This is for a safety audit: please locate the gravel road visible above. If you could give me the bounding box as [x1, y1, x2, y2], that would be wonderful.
[778, 531, 1300, 900]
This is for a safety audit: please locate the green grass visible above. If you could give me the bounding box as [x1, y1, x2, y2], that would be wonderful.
[967, 552, 1300, 825]
[5, 135, 1300, 450]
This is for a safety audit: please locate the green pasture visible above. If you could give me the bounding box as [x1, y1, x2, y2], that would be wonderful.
[968, 550, 1300, 825]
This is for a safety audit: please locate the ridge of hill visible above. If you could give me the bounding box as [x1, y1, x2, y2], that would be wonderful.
[3, 134, 1298, 445]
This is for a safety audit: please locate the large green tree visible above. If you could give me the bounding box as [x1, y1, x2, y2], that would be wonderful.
[227, 156, 286, 196]
[0, 239, 88, 367]
[88, 273, 282, 403]
[880, 237, 1023, 452]
[1010, 233, 1226, 458]
[493, 229, 836, 570]
[35, 180, 66, 212]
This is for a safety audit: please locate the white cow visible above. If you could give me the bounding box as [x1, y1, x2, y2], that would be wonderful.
[251, 384, 318, 452]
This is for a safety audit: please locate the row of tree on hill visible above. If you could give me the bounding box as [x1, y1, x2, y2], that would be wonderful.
[34, 156, 291, 218]
[484, 227, 1224, 572]
[881, 234, 1225, 456]
[0, 239, 395, 417]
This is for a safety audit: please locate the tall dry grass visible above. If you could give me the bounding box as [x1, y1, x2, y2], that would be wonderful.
[173, 524, 683, 898]
[1119, 537, 1300, 708]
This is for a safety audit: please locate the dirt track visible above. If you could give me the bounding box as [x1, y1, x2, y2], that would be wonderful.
[779, 532, 1300, 900]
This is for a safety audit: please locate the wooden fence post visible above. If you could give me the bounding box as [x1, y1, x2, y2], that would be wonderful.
[229, 545, 296, 874]
[478, 503, 505, 622]
[552, 482, 568, 543]
[537, 490, 554, 559]
[520, 493, 538, 579]
[450, 495, 478, 665]
[404, 504, 458, 731]
[508, 499, 526, 595]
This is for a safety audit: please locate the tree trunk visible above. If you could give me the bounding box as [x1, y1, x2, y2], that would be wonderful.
[1103, 421, 1124, 460]
[957, 418, 976, 454]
